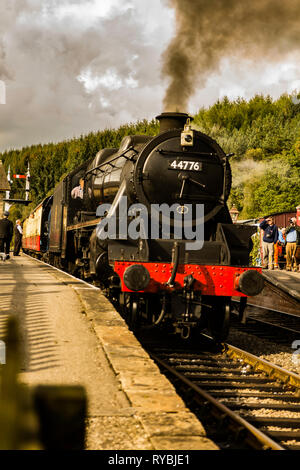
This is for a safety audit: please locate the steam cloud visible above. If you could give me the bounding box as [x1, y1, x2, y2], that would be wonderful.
[162, 0, 300, 111]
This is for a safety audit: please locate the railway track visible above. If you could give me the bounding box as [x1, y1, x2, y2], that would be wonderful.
[23, 254, 300, 450]
[231, 303, 300, 346]
[142, 336, 300, 450]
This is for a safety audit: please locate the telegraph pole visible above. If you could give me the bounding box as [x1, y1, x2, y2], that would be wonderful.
[5, 165, 12, 212]
[25, 162, 30, 201]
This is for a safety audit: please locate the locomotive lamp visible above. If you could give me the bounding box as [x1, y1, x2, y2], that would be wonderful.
[123, 264, 150, 291]
[229, 204, 239, 223]
[236, 270, 265, 296]
[181, 119, 194, 147]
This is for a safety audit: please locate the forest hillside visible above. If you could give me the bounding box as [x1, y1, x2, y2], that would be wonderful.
[1, 93, 299, 221]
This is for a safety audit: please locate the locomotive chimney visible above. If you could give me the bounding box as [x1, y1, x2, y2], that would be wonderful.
[156, 112, 193, 132]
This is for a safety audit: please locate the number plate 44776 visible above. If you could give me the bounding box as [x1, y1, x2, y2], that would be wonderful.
[168, 160, 202, 171]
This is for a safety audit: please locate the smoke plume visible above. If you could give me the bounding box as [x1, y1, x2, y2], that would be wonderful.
[162, 0, 300, 111]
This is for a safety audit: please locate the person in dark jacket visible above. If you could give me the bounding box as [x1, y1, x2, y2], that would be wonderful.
[13, 219, 23, 256]
[0, 211, 13, 259]
[259, 216, 279, 270]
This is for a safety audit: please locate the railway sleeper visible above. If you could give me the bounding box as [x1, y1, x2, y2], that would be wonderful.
[224, 402, 300, 411]
[210, 391, 300, 400]
[247, 417, 300, 428]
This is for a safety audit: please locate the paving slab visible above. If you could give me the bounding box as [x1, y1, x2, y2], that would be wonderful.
[0, 254, 219, 450]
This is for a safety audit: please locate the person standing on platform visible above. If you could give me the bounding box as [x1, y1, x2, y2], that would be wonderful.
[0, 211, 13, 259]
[274, 227, 286, 270]
[259, 217, 279, 270]
[285, 217, 300, 272]
[13, 219, 23, 256]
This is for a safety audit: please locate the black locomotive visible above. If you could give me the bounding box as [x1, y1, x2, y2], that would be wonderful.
[23, 112, 264, 341]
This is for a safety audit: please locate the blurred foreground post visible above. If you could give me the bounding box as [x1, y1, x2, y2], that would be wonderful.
[0, 317, 87, 449]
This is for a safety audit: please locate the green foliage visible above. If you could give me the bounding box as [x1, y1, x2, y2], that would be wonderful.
[0, 118, 159, 218]
[195, 93, 300, 218]
[244, 148, 264, 161]
[0, 93, 299, 221]
[250, 228, 261, 266]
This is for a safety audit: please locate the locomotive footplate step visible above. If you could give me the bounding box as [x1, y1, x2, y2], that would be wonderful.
[0, 254, 218, 450]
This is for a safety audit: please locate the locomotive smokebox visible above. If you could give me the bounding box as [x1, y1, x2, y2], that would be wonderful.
[156, 112, 193, 132]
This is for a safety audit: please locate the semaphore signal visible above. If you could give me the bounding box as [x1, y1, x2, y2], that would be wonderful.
[4, 162, 31, 207]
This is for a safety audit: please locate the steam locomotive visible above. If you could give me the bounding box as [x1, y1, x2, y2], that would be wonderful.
[22, 112, 264, 341]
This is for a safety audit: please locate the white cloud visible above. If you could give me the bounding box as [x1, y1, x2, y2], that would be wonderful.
[0, 0, 173, 150]
[54, 0, 133, 24]
[0, 0, 299, 152]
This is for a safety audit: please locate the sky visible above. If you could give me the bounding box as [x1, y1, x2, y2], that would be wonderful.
[0, 0, 300, 152]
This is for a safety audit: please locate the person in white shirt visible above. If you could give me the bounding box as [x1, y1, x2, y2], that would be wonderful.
[13, 219, 23, 256]
[71, 178, 84, 199]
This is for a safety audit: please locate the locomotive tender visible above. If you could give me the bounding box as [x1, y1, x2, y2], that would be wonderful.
[22, 112, 264, 341]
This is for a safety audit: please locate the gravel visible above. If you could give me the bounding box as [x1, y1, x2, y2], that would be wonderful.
[225, 325, 300, 448]
[228, 327, 300, 375]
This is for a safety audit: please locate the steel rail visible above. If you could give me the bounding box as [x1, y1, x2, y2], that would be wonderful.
[224, 343, 300, 389]
[238, 315, 300, 336]
[231, 301, 300, 336]
[149, 351, 284, 450]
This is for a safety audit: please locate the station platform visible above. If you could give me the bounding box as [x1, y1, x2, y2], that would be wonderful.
[246, 269, 300, 316]
[0, 253, 218, 450]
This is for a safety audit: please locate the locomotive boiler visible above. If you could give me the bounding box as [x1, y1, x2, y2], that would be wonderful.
[22, 112, 264, 341]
